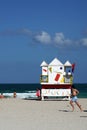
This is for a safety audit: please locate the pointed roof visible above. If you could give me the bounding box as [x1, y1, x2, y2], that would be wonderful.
[64, 60, 72, 66]
[40, 61, 48, 67]
[49, 58, 63, 66]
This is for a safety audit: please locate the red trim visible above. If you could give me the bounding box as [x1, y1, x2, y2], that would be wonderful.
[42, 84, 71, 89]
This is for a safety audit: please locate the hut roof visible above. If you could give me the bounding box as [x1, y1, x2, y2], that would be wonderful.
[49, 58, 63, 66]
[64, 60, 72, 66]
[40, 61, 48, 66]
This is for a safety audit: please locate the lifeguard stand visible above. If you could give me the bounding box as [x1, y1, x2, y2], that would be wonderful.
[40, 58, 73, 100]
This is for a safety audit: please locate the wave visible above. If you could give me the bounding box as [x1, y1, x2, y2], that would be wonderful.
[2, 91, 37, 99]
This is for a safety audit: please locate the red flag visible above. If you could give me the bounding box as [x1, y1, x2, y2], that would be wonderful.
[72, 63, 75, 72]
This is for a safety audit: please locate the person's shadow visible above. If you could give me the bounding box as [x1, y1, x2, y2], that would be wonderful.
[58, 110, 71, 112]
[83, 110, 87, 112]
[80, 110, 87, 118]
[59, 110, 87, 112]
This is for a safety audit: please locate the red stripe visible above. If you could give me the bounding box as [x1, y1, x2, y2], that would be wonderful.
[42, 84, 71, 89]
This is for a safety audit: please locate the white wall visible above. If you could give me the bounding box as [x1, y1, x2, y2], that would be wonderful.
[48, 66, 64, 84]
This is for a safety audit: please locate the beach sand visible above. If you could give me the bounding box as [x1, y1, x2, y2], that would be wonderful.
[0, 98, 87, 130]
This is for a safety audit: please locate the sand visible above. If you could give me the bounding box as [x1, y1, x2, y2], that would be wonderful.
[0, 98, 87, 130]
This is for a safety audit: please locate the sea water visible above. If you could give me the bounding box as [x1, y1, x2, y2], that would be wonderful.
[0, 84, 41, 99]
[0, 83, 87, 99]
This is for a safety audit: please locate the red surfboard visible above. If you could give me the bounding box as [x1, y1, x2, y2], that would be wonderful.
[54, 74, 60, 81]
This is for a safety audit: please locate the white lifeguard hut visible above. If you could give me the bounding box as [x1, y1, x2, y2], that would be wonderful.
[40, 58, 73, 100]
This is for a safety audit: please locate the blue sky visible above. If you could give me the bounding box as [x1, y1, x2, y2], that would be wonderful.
[0, 0, 87, 83]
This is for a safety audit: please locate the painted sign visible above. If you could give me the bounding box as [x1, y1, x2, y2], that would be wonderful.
[42, 89, 71, 97]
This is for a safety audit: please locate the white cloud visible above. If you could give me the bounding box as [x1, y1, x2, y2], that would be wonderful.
[0, 28, 32, 36]
[19, 28, 32, 36]
[53, 32, 72, 46]
[34, 31, 51, 44]
[54, 33, 64, 44]
[1, 28, 87, 48]
[80, 38, 87, 46]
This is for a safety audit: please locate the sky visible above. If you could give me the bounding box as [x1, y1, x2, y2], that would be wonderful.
[0, 0, 87, 83]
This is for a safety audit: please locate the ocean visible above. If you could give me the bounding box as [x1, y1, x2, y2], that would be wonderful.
[0, 83, 87, 99]
[0, 83, 41, 99]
